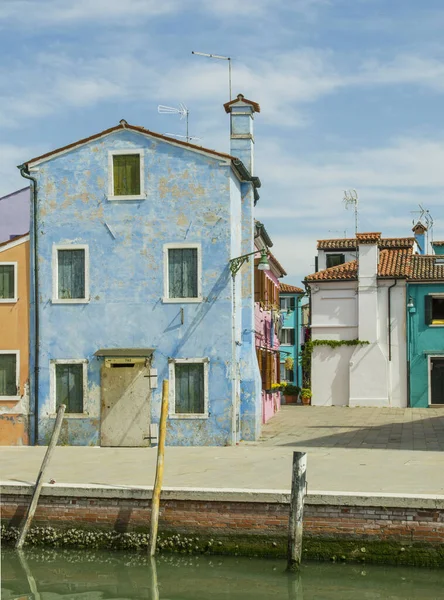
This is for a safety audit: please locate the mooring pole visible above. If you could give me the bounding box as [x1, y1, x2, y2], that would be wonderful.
[287, 451, 307, 572]
[149, 380, 168, 557]
[16, 403, 66, 549]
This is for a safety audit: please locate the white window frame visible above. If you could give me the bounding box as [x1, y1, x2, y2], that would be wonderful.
[0, 262, 18, 303]
[49, 358, 88, 416]
[168, 358, 209, 419]
[163, 243, 202, 303]
[429, 293, 444, 327]
[281, 328, 295, 346]
[0, 350, 20, 400]
[108, 148, 145, 201]
[52, 244, 90, 304]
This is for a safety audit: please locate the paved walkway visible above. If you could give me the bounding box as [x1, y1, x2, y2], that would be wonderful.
[259, 406, 444, 451]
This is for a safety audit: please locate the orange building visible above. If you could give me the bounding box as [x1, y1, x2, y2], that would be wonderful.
[0, 234, 30, 445]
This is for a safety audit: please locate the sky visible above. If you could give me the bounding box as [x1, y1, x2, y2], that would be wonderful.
[1, 0, 444, 286]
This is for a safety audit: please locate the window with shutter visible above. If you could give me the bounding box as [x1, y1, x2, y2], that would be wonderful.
[170, 359, 209, 416]
[0, 264, 16, 301]
[167, 248, 199, 299]
[0, 353, 18, 397]
[57, 249, 86, 300]
[113, 154, 141, 196]
[55, 363, 84, 413]
[428, 296, 444, 325]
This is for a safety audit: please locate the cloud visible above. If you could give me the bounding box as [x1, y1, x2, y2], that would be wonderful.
[0, 144, 43, 196]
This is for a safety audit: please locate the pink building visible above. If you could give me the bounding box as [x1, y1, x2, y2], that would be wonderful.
[254, 222, 287, 423]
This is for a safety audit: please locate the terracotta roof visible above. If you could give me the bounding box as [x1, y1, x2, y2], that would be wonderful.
[306, 246, 414, 282]
[317, 237, 415, 250]
[0, 233, 29, 250]
[268, 251, 287, 277]
[24, 120, 236, 167]
[280, 283, 304, 294]
[432, 241, 444, 246]
[409, 255, 444, 281]
[356, 232, 381, 244]
[223, 94, 260, 113]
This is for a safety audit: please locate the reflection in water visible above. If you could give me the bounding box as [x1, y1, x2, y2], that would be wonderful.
[2, 547, 444, 600]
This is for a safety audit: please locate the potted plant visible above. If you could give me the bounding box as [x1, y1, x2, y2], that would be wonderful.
[300, 388, 312, 406]
[283, 384, 300, 405]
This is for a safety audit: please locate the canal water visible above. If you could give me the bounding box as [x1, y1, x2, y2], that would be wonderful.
[2, 548, 443, 599]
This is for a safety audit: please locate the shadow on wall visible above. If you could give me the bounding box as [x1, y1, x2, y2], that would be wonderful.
[272, 415, 444, 451]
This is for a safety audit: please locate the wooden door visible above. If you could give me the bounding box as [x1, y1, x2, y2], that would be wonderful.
[100, 361, 150, 447]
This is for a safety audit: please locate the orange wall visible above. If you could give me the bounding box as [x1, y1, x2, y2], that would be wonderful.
[0, 239, 29, 396]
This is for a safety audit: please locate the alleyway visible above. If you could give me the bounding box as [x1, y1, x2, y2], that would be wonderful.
[259, 406, 444, 451]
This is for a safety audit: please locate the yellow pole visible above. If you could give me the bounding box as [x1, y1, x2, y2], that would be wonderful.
[149, 380, 168, 556]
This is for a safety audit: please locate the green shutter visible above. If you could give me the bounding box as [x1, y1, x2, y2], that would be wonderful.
[0, 354, 17, 396]
[113, 154, 141, 196]
[168, 249, 198, 298]
[58, 250, 85, 299]
[56, 364, 83, 413]
[0, 265, 15, 299]
[425, 295, 433, 325]
[175, 363, 204, 414]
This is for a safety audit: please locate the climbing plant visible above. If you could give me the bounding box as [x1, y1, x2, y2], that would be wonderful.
[300, 339, 370, 387]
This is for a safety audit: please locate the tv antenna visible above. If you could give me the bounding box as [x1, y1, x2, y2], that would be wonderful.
[411, 204, 434, 252]
[343, 189, 359, 236]
[192, 51, 232, 100]
[158, 103, 191, 142]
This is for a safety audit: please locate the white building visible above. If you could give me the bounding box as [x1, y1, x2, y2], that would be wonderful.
[306, 232, 419, 408]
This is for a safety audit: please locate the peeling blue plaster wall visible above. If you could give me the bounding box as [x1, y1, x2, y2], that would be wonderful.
[31, 129, 262, 446]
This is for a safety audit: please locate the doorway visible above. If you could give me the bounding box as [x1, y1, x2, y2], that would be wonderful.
[430, 357, 444, 405]
[100, 358, 151, 446]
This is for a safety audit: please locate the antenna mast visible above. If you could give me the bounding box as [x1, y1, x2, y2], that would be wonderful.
[411, 204, 434, 252]
[343, 189, 359, 236]
[158, 103, 192, 142]
[192, 51, 232, 100]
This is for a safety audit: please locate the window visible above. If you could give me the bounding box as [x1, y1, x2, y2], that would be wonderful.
[425, 295, 444, 325]
[280, 296, 295, 311]
[0, 263, 17, 302]
[164, 244, 201, 302]
[256, 349, 279, 391]
[53, 245, 89, 303]
[108, 150, 144, 200]
[280, 328, 295, 345]
[169, 359, 209, 418]
[52, 360, 87, 414]
[326, 254, 345, 268]
[0, 352, 19, 398]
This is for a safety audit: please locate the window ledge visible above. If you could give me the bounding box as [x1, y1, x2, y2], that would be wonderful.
[0, 298, 17, 304]
[52, 299, 90, 304]
[108, 194, 146, 201]
[48, 413, 89, 418]
[0, 396, 20, 401]
[169, 414, 209, 420]
[162, 297, 203, 304]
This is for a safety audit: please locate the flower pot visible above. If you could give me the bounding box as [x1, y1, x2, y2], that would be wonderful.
[301, 395, 311, 406]
[284, 394, 298, 405]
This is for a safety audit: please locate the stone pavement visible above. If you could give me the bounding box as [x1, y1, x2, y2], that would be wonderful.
[259, 406, 444, 451]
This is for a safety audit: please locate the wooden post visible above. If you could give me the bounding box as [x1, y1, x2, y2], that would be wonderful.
[149, 379, 168, 557]
[287, 451, 307, 572]
[148, 556, 159, 600]
[16, 403, 66, 549]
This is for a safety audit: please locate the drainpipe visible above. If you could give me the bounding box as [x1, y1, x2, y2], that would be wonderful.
[387, 279, 398, 362]
[231, 274, 237, 445]
[406, 283, 411, 408]
[18, 164, 38, 445]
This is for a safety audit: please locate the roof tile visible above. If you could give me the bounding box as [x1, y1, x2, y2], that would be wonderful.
[317, 236, 415, 250]
[280, 283, 304, 294]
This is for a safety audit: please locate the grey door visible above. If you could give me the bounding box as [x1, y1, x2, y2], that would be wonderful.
[431, 358, 444, 405]
[100, 361, 150, 446]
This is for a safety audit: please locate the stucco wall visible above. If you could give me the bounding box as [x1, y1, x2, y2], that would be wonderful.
[0, 238, 30, 445]
[408, 283, 444, 408]
[31, 130, 260, 446]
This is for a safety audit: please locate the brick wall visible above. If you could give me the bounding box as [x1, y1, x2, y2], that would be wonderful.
[2, 493, 443, 544]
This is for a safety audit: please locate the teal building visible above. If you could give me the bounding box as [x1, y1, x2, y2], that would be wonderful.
[407, 243, 444, 407]
[279, 283, 305, 388]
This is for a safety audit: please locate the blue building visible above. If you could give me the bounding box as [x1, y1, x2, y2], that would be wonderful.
[20, 94, 263, 446]
[279, 284, 305, 388]
[407, 239, 444, 407]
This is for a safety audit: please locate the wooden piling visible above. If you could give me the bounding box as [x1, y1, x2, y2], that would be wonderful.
[149, 379, 169, 557]
[16, 403, 66, 549]
[287, 451, 307, 572]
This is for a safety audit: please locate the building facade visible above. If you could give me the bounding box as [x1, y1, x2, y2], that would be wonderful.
[279, 283, 305, 389]
[0, 234, 30, 445]
[306, 233, 415, 407]
[22, 94, 264, 446]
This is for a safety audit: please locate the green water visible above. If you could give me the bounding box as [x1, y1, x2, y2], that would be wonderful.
[2, 548, 443, 599]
